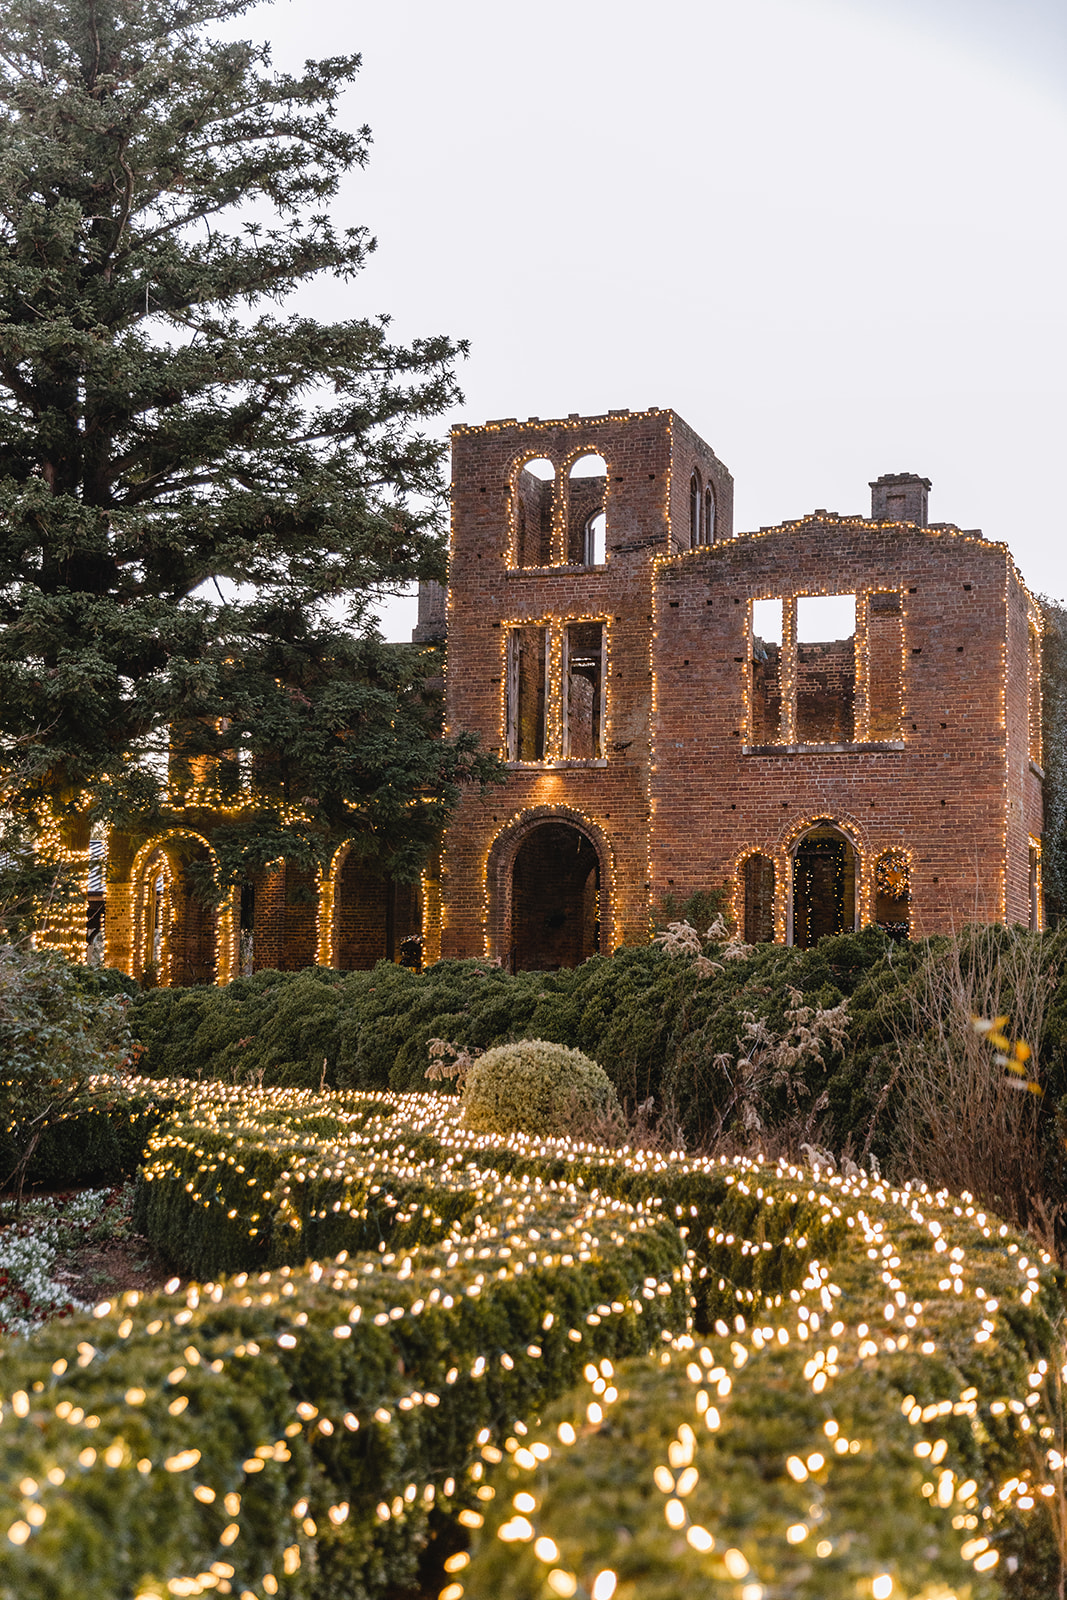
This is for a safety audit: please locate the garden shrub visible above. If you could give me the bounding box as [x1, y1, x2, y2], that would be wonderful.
[124, 924, 1067, 1251]
[461, 1039, 620, 1138]
[5, 1090, 1065, 1600]
[0, 946, 139, 1200]
[0, 1099, 687, 1600]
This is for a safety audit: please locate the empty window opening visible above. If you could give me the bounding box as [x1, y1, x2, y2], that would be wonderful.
[1030, 842, 1042, 932]
[689, 471, 702, 546]
[567, 453, 608, 565]
[867, 592, 904, 740]
[874, 849, 910, 940]
[510, 822, 600, 971]
[86, 830, 107, 962]
[515, 458, 555, 567]
[791, 825, 856, 948]
[584, 511, 606, 566]
[564, 622, 605, 759]
[743, 854, 776, 943]
[703, 486, 716, 545]
[1029, 622, 1041, 766]
[239, 881, 255, 975]
[751, 598, 784, 742]
[507, 626, 548, 760]
[796, 594, 856, 744]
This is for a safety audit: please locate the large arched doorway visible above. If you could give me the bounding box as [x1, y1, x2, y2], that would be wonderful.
[790, 824, 857, 948]
[133, 834, 218, 986]
[510, 821, 600, 971]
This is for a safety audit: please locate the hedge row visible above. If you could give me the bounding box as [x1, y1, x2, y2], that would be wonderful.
[125, 926, 1067, 1195]
[0, 1084, 174, 1194]
[129, 1080, 852, 1326]
[462, 1169, 1067, 1600]
[7, 1084, 1065, 1598]
[0, 1105, 688, 1599]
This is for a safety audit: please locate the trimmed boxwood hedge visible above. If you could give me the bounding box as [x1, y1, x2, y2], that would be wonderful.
[4, 1082, 1065, 1598]
[463, 1168, 1067, 1599]
[0, 1093, 689, 1600]
[126, 928, 1067, 1240]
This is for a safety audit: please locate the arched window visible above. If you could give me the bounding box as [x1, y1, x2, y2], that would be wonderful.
[874, 850, 910, 940]
[791, 824, 858, 947]
[514, 457, 555, 567]
[704, 486, 716, 544]
[567, 453, 608, 565]
[584, 511, 606, 566]
[690, 471, 702, 545]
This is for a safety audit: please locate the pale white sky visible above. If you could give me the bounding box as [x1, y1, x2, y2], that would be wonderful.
[230, 0, 1067, 637]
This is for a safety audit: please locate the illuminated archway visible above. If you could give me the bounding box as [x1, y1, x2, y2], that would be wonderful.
[789, 822, 858, 948]
[486, 808, 613, 971]
[130, 831, 220, 986]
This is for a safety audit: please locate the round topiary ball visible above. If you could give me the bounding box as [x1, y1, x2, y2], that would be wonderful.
[461, 1038, 620, 1139]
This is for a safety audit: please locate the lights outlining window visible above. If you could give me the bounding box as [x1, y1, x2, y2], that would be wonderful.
[505, 619, 609, 764]
[689, 471, 702, 546]
[506, 626, 548, 760]
[514, 458, 555, 567]
[564, 623, 605, 759]
[568, 453, 608, 566]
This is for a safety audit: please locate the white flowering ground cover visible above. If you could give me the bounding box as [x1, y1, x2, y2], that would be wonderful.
[0, 1192, 104, 1336]
[0, 1082, 1064, 1599]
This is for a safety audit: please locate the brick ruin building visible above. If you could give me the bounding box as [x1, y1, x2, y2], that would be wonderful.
[71, 406, 1044, 983]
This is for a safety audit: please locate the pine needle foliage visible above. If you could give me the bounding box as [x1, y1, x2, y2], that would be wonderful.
[0, 0, 501, 885]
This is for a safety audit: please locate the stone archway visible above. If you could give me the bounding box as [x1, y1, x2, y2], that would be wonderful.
[487, 811, 612, 972]
[790, 823, 858, 948]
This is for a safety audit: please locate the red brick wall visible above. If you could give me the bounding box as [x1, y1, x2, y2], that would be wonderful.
[650, 519, 1029, 938]
[440, 409, 714, 960]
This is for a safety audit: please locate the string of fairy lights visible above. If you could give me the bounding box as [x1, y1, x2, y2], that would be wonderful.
[24, 412, 1047, 977]
[2, 1078, 1058, 1600]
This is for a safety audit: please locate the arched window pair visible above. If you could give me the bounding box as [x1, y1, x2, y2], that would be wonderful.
[689, 471, 716, 547]
[740, 834, 912, 946]
[514, 454, 607, 568]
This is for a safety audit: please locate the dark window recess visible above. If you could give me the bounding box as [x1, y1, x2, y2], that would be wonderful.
[792, 827, 856, 947]
[743, 855, 775, 943]
[564, 622, 605, 759]
[874, 850, 910, 941]
[507, 626, 547, 760]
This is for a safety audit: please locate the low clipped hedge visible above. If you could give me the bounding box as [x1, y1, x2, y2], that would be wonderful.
[0, 1089, 688, 1600]
[462, 1169, 1067, 1600]
[128, 1080, 850, 1327]
[126, 928, 1067, 1214]
[4, 1082, 1065, 1598]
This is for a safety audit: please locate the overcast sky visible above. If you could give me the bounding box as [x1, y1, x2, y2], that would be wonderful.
[236, 0, 1066, 637]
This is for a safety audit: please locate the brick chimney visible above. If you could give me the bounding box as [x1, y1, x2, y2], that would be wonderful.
[870, 472, 931, 527]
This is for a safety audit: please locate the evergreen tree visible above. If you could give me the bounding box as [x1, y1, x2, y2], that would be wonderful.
[0, 0, 498, 893]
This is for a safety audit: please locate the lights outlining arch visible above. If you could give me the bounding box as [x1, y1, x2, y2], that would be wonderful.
[482, 805, 618, 967]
